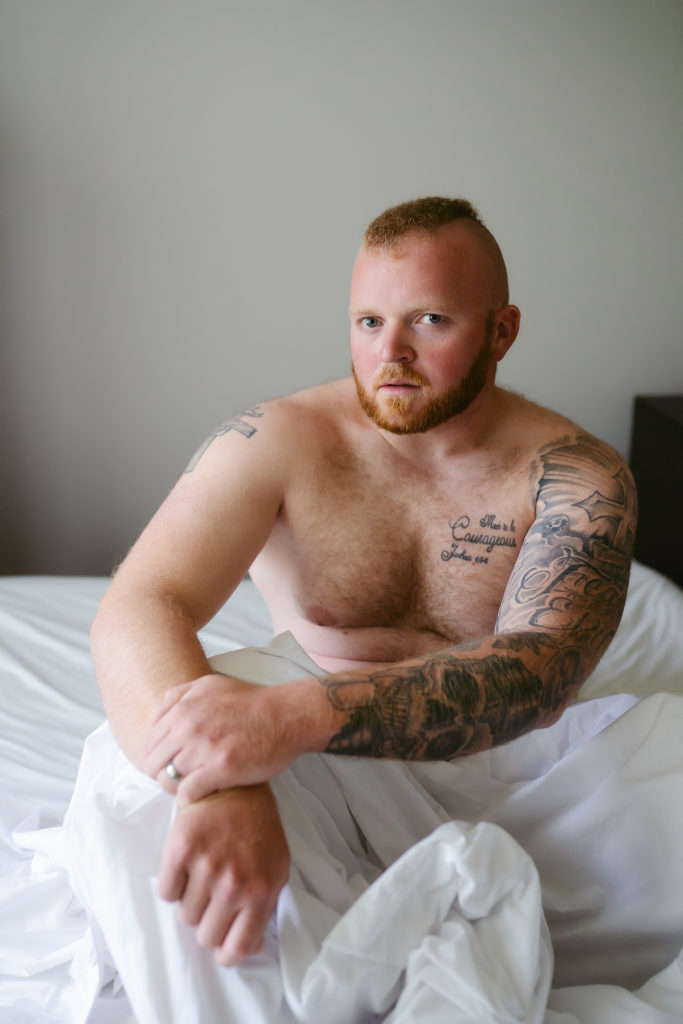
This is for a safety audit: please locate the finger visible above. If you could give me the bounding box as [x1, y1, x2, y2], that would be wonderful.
[214, 907, 269, 966]
[151, 682, 194, 725]
[175, 766, 221, 809]
[142, 716, 172, 761]
[143, 714, 188, 780]
[195, 890, 239, 952]
[142, 738, 181, 785]
[158, 859, 187, 904]
[177, 860, 211, 928]
[157, 838, 189, 903]
[155, 757, 186, 796]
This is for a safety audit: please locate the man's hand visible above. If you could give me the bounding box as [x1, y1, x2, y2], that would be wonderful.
[158, 784, 290, 966]
[143, 674, 308, 805]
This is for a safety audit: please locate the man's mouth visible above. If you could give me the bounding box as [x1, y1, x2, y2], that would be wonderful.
[372, 367, 428, 395]
[376, 375, 424, 391]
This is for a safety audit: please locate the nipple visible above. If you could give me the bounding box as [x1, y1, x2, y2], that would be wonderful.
[306, 604, 340, 627]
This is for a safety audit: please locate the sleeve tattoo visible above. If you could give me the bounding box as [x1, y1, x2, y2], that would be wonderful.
[322, 433, 637, 761]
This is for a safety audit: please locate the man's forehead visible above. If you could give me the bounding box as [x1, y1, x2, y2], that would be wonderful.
[351, 224, 480, 290]
[360, 221, 478, 260]
[351, 219, 506, 309]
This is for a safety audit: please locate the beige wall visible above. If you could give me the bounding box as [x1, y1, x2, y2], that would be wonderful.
[1, 0, 681, 574]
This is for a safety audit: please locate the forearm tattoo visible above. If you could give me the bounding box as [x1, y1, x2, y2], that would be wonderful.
[184, 407, 263, 473]
[323, 433, 637, 761]
[325, 649, 549, 759]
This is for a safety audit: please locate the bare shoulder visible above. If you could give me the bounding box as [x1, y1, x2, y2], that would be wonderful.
[276, 377, 363, 430]
[498, 389, 635, 502]
[270, 377, 358, 428]
[112, 382, 357, 619]
[516, 396, 635, 520]
[182, 378, 356, 476]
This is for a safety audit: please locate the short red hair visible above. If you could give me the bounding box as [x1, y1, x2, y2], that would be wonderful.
[363, 196, 509, 307]
[363, 196, 484, 248]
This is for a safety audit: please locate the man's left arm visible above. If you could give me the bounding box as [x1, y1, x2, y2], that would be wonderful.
[145, 433, 636, 794]
[320, 432, 637, 760]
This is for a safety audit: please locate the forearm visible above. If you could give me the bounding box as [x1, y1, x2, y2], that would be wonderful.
[90, 581, 214, 769]
[141, 629, 586, 797]
[316, 631, 582, 761]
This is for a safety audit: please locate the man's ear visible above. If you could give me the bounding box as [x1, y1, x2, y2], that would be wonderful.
[491, 305, 521, 362]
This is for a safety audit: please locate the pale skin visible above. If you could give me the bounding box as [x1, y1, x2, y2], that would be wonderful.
[90, 220, 636, 967]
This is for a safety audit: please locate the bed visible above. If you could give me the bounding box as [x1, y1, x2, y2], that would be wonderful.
[1, 562, 682, 1023]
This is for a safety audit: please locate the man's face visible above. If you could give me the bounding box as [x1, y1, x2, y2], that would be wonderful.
[349, 223, 500, 435]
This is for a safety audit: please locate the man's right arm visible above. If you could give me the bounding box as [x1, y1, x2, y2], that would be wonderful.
[89, 404, 291, 965]
[90, 405, 285, 766]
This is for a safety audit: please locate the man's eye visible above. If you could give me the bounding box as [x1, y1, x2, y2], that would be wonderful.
[420, 313, 444, 325]
[360, 317, 380, 329]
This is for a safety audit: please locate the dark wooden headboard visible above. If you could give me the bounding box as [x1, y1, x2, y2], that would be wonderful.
[629, 395, 683, 589]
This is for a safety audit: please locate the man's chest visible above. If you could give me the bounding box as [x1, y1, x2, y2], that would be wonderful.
[264, 461, 535, 644]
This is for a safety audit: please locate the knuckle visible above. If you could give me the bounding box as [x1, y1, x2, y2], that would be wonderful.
[199, 852, 221, 881]
[168, 824, 202, 866]
[171, 834, 193, 864]
[248, 878, 274, 908]
[216, 870, 239, 901]
[215, 869, 273, 911]
[217, 744, 234, 772]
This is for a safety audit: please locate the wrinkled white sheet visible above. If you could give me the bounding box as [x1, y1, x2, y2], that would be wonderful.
[3, 629, 683, 1023]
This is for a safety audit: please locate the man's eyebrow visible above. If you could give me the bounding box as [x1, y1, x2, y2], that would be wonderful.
[349, 299, 455, 315]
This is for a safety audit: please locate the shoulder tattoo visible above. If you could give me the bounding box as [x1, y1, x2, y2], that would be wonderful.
[184, 406, 264, 473]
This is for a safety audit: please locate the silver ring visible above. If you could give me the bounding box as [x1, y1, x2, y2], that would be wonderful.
[165, 760, 183, 783]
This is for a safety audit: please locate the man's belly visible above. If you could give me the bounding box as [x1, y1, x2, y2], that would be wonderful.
[281, 618, 461, 673]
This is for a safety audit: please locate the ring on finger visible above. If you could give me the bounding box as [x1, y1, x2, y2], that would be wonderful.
[165, 760, 183, 783]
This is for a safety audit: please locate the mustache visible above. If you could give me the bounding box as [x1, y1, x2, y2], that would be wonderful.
[373, 365, 429, 389]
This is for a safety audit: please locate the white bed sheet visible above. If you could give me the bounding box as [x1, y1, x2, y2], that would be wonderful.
[0, 563, 682, 1022]
[0, 574, 273, 823]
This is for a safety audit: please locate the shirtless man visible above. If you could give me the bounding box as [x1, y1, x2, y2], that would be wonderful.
[90, 196, 636, 969]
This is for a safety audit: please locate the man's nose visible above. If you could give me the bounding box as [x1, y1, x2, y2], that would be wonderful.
[380, 323, 415, 362]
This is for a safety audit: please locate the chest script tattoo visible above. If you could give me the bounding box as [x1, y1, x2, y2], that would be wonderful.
[441, 513, 517, 564]
[323, 433, 637, 763]
[184, 406, 263, 473]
